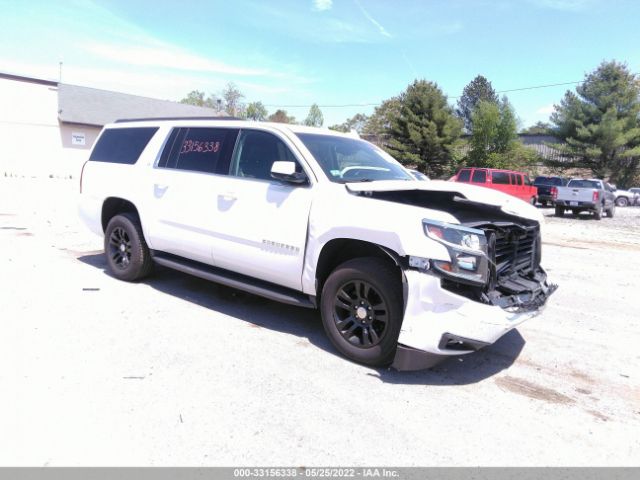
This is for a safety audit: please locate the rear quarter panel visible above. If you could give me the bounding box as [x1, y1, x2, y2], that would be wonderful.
[78, 125, 170, 245]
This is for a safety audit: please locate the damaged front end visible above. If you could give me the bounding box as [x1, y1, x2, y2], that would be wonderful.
[351, 186, 558, 369]
[393, 218, 557, 370]
[358, 187, 558, 314]
[439, 222, 558, 313]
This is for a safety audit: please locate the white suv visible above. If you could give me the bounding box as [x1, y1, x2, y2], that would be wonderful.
[79, 118, 556, 370]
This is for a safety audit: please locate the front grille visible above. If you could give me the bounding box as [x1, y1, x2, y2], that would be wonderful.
[491, 225, 539, 277]
[441, 223, 553, 312]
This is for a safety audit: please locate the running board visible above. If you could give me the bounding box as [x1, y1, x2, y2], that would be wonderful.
[151, 251, 316, 309]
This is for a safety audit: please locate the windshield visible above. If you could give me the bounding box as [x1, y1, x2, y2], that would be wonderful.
[567, 179, 600, 189]
[296, 133, 412, 183]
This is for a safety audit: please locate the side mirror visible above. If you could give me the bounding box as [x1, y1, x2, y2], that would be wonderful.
[271, 161, 308, 185]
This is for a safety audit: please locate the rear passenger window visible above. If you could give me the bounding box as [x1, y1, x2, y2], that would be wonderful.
[457, 169, 471, 182]
[89, 127, 158, 164]
[471, 170, 486, 183]
[158, 127, 239, 174]
[492, 172, 510, 184]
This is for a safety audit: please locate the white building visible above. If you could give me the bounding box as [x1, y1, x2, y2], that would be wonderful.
[0, 72, 223, 177]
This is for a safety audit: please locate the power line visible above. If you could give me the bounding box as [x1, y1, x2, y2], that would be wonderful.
[452, 80, 586, 99]
[262, 77, 622, 109]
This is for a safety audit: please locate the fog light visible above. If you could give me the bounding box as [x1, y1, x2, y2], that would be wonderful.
[455, 254, 477, 271]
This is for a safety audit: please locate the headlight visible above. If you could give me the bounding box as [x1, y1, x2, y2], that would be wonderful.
[423, 221, 487, 254]
[420, 221, 489, 286]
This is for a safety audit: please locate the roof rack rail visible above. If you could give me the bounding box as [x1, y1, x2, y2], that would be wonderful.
[115, 116, 241, 123]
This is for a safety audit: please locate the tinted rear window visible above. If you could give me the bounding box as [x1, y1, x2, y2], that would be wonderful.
[89, 127, 158, 164]
[158, 127, 239, 174]
[534, 176, 564, 186]
[492, 171, 510, 184]
[457, 169, 471, 182]
[568, 179, 600, 188]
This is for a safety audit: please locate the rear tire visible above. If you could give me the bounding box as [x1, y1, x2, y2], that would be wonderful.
[320, 257, 403, 367]
[606, 204, 616, 218]
[555, 206, 564, 217]
[593, 207, 602, 220]
[104, 213, 153, 281]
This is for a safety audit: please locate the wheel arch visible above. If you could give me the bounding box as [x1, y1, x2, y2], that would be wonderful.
[314, 238, 404, 298]
[101, 197, 140, 233]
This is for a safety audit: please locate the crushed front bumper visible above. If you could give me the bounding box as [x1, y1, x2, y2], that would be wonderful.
[391, 269, 556, 371]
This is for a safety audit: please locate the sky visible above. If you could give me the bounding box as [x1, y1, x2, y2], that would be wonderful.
[1, 0, 639, 128]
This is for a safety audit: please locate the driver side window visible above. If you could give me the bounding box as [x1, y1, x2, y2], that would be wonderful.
[230, 130, 300, 181]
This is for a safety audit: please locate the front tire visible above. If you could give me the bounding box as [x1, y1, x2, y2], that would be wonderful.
[320, 257, 403, 367]
[615, 196, 628, 207]
[104, 213, 153, 281]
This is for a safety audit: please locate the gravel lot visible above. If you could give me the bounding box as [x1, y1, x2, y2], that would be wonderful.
[1, 177, 639, 466]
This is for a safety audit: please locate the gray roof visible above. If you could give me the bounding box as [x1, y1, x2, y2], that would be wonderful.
[57, 83, 224, 126]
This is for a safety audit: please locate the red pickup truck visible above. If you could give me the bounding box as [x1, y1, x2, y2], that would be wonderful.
[453, 168, 537, 204]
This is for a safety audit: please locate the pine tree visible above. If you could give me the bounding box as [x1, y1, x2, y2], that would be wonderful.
[385, 80, 462, 177]
[304, 104, 324, 127]
[550, 60, 640, 185]
[456, 75, 499, 132]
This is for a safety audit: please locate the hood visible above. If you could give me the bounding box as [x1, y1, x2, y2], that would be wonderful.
[345, 180, 543, 224]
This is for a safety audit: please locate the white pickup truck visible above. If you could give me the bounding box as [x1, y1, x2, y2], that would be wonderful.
[79, 118, 556, 370]
[553, 178, 616, 219]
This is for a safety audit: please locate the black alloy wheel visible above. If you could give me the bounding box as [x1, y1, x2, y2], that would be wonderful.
[320, 257, 403, 367]
[108, 226, 133, 270]
[333, 279, 388, 348]
[104, 213, 153, 281]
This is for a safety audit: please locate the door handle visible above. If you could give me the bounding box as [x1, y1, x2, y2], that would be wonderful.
[154, 183, 169, 197]
[219, 192, 237, 201]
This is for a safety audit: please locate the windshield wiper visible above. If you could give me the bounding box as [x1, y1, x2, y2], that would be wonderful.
[342, 178, 375, 183]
